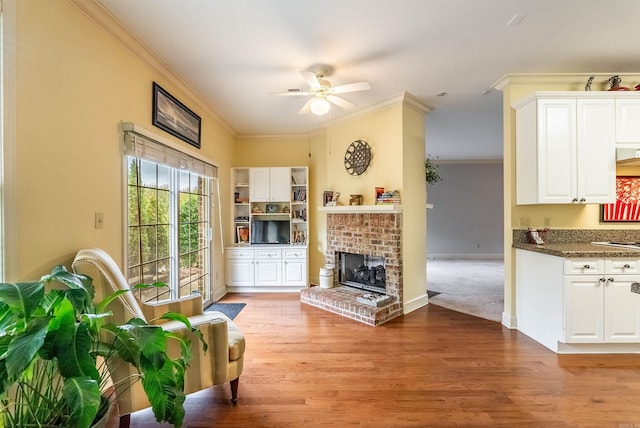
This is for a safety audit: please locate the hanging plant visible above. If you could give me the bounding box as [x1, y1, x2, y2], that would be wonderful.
[425, 158, 442, 185]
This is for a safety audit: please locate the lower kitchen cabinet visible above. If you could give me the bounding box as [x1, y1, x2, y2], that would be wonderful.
[225, 245, 308, 290]
[516, 250, 640, 353]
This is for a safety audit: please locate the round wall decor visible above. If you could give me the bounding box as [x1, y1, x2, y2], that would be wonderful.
[344, 140, 371, 176]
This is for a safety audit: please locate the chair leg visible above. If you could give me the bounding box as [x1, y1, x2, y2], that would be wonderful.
[230, 378, 239, 405]
[119, 414, 131, 428]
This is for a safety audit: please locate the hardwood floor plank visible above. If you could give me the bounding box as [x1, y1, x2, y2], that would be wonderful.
[108, 292, 640, 427]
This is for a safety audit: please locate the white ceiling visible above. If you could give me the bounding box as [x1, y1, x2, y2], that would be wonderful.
[97, 0, 640, 160]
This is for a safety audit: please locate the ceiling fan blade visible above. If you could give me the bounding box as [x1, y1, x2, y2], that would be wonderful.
[297, 98, 313, 115]
[271, 89, 312, 96]
[327, 95, 356, 110]
[300, 71, 320, 88]
[332, 81, 370, 94]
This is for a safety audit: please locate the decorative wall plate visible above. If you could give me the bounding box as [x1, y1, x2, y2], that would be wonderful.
[344, 140, 371, 176]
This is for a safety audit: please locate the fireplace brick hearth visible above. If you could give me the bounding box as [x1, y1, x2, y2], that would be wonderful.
[300, 210, 403, 325]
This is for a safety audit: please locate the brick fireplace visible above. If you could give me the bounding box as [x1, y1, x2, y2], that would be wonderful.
[300, 208, 403, 326]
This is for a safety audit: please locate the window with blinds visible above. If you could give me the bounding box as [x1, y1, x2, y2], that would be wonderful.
[124, 129, 216, 303]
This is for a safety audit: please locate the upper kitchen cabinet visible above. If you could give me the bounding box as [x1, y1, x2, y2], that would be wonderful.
[616, 99, 640, 143]
[514, 93, 616, 205]
[249, 167, 291, 202]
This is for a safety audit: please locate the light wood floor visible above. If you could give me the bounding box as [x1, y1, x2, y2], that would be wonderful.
[116, 292, 640, 427]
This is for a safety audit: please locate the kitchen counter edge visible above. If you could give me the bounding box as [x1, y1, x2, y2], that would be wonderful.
[513, 242, 640, 258]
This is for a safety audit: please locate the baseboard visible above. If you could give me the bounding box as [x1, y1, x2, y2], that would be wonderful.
[428, 253, 504, 260]
[403, 293, 429, 314]
[502, 312, 517, 329]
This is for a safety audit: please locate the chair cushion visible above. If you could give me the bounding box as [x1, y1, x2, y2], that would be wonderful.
[161, 311, 245, 361]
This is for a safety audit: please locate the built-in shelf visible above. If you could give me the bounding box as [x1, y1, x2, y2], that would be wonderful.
[318, 205, 402, 214]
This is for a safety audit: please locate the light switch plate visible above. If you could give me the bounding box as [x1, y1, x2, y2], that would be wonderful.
[631, 282, 640, 294]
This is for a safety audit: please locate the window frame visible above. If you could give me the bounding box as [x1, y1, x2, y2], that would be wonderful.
[122, 124, 217, 305]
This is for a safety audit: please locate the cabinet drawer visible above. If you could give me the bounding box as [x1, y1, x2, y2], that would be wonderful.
[283, 249, 305, 258]
[564, 259, 604, 275]
[255, 249, 282, 259]
[226, 249, 254, 259]
[606, 259, 640, 275]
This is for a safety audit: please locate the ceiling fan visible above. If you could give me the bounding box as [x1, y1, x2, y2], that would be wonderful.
[272, 64, 370, 116]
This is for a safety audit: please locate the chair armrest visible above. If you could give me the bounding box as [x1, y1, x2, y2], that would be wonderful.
[140, 294, 203, 322]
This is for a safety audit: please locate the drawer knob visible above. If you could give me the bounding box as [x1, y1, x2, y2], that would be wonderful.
[583, 264, 591, 269]
[599, 277, 606, 283]
[624, 264, 631, 269]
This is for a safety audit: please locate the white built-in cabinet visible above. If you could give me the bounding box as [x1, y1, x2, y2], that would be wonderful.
[249, 167, 290, 202]
[225, 246, 307, 289]
[227, 166, 308, 291]
[514, 95, 616, 205]
[515, 249, 640, 353]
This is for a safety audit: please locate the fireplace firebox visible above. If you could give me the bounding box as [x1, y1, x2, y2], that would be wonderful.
[339, 252, 386, 294]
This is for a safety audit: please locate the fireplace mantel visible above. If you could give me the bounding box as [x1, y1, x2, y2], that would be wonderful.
[318, 205, 402, 214]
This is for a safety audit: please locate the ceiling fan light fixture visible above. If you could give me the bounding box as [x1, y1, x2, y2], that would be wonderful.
[310, 97, 331, 116]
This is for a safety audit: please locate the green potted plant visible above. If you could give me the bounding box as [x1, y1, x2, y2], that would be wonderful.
[425, 157, 443, 185]
[0, 265, 205, 428]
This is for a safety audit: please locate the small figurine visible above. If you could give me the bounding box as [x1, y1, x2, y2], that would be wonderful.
[608, 75, 630, 91]
[585, 75, 594, 91]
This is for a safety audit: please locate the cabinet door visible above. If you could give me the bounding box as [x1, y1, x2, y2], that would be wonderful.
[537, 99, 577, 204]
[269, 167, 291, 201]
[604, 276, 640, 342]
[254, 259, 282, 286]
[616, 99, 640, 143]
[563, 275, 604, 343]
[576, 99, 616, 203]
[249, 168, 271, 201]
[226, 259, 254, 287]
[283, 258, 307, 286]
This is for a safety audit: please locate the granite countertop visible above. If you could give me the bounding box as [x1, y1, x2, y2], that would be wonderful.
[512, 241, 640, 258]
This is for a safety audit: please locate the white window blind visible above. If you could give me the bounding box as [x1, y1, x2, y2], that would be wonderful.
[123, 130, 217, 179]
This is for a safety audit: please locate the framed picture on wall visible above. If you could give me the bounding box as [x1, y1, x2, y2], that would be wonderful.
[152, 82, 202, 149]
[601, 176, 640, 222]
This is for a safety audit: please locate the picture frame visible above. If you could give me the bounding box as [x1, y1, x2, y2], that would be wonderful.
[236, 226, 250, 244]
[601, 176, 640, 222]
[322, 191, 334, 207]
[152, 82, 202, 149]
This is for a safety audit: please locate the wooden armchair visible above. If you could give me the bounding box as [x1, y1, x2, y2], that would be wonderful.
[72, 248, 245, 428]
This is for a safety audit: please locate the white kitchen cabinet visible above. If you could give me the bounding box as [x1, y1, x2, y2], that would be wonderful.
[564, 258, 640, 343]
[254, 249, 282, 286]
[615, 99, 640, 143]
[516, 249, 640, 353]
[514, 96, 615, 205]
[249, 167, 290, 202]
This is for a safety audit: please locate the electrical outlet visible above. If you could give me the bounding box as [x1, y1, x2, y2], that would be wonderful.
[519, 217, 530, 227]
[95, 212, 104, 229]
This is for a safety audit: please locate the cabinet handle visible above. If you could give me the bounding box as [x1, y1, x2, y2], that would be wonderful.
[607, 278, 614, 284]
[573, 198, 579, 202]
[599, 277, 606, 283]
[580, 198, 586, 202]
[584, 264, 591, 269]
[624, 264, 631, 269]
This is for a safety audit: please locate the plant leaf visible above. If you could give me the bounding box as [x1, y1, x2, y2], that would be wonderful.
[62, 376, 101, 428]
[56, 319, 100, 381]
[0, 281, 44, 319]
[141, 357, 185, 427]
[5, 316, 49, 377]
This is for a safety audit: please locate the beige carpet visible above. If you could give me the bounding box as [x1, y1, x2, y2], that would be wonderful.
[426, 258, 504, 322]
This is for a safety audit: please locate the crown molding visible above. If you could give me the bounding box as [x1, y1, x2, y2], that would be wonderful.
[493, 73, 640, 92]
[68, 0, 237, 136]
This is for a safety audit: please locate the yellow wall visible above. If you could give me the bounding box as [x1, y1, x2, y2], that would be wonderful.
[324, 105, 403, 203]
[496, 73, 640, 323]
[10, 0, 236, 281]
